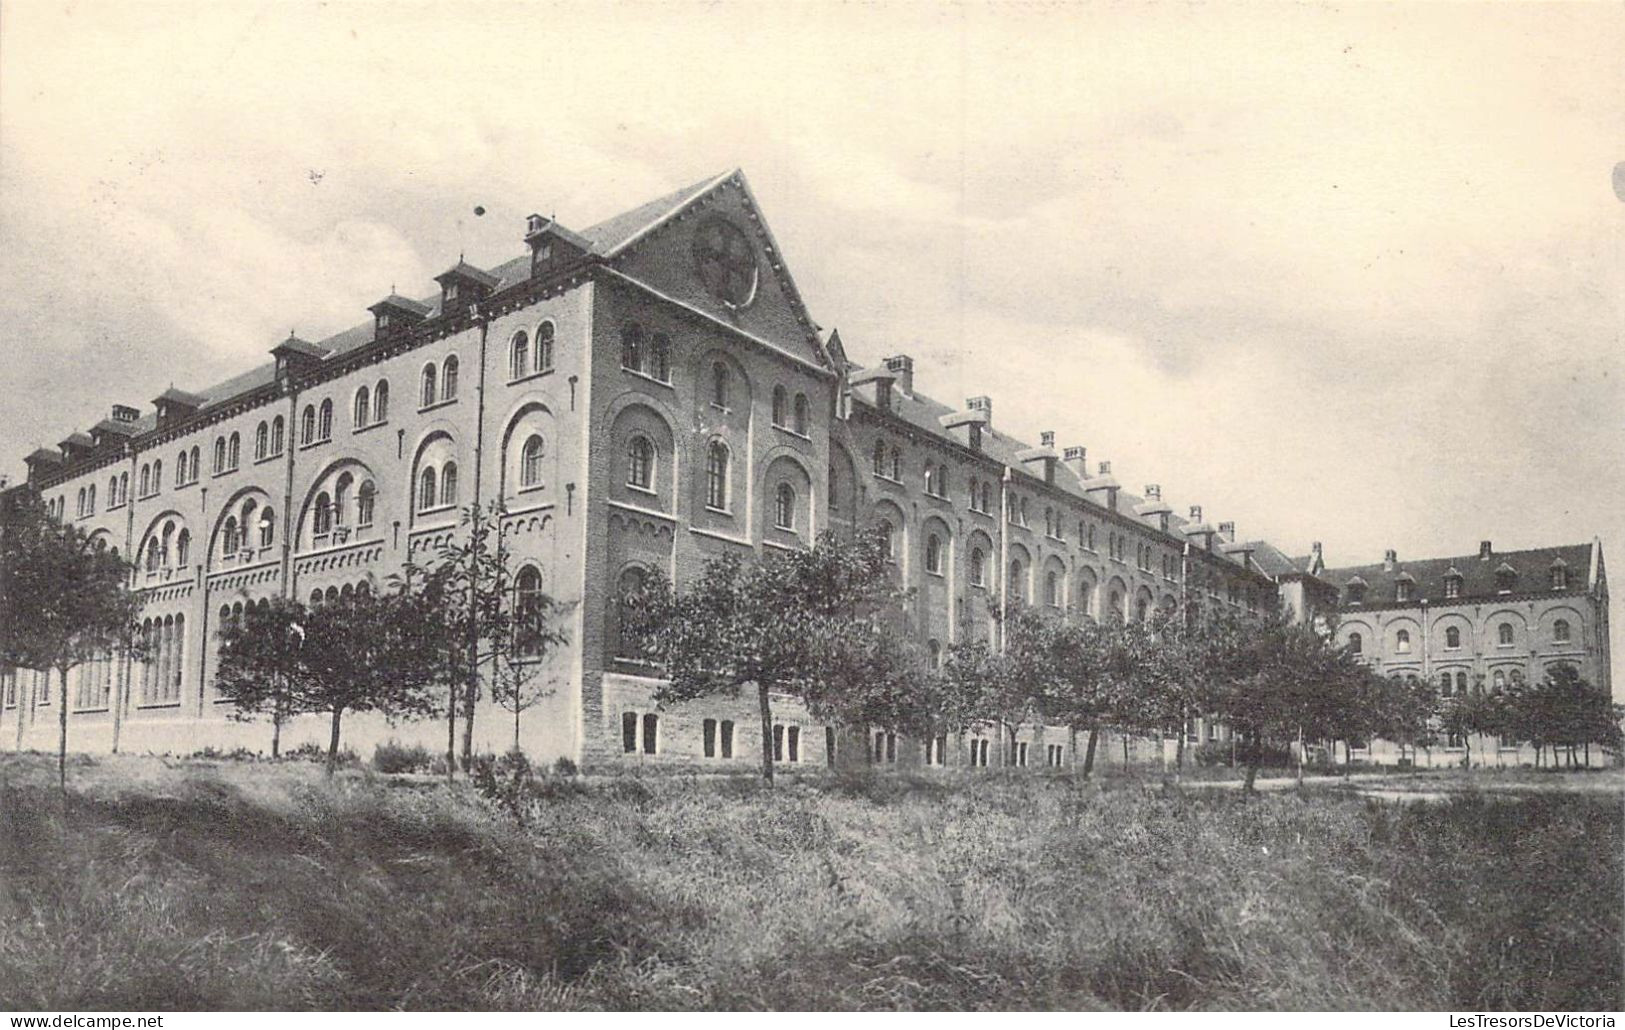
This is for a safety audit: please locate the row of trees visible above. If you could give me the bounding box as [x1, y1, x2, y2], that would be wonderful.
[627, 528, 1622, 787]
[1, 495, 570, 787]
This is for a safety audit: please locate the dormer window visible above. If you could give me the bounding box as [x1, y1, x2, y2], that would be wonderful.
[1495, 563, 1517, 593]
[1444, 573, 1462, 600]
[1346, 579, 1366, 604]
[378, 312, 390, 329]
[876, 381, 892, 412]
[968, 423, 982, 452]
[445, 282, 459, 301]
[1551, 563, 1568, 590]
[1395, 578, 1413, 603]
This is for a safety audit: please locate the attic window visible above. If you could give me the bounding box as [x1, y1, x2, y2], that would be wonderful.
[445, 282, 459, 301]
[1395, 579, 1413, 602]
[968, 423, 982, 452]
[1346, 581, 1366, 604]
[378, 312, 391, 329]
[1551, 565, 1568, 590]
[1444, 574, 1462, 599]
[876, 381, 892, 412]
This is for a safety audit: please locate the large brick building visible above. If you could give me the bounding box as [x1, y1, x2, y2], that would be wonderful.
[0, 171, 1611, 769]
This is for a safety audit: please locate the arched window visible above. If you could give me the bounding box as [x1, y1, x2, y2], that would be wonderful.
[356, 482, 375, 527]
[616, 566, 649, 658]
[1444, 574, 1462, 599]
[968, 476, 979, 510]
[1395, 629, 1411, 653]
[510, 330, 530, 380]
[152, 460, 161, 492]
[312, 492, 332, 537]
[514, 566, 544, 657]
[1445, 626, 1461, 648]
[774, 483, 795, 530]
[175, 529, 190, 566]
[1348, 632, 1362, 655]
[373, 382, 388, 422]
[354, 386, 370, 427]
[872, 440, 886, 475]
[272, 415, 285, 454]
[442, 355, 459, 401]
[1047, 572, 1060, 607]
[228, 433, 240, 469]
[318, 400, 332, 441]
[711, 362, 729, 407]
[982, 482, 992, 514]
[772, 386, 787, 426]
[1492, 669, 1506, 690]
[255, 421, 268, 460]
[417, 468, 436, 512]
[520, 434, 546, 490]
[1553, 618, 1571, 643]
[259, 507, 275, 547]
[1498, 622, 1514, 646]
[621, 324, 643, 371]
[650, 334, 671, 381]
[924, 464, 937, 496]
[213, 437, 226, 474]
[119, 472, 128, 505]
[793, 393, 808, 434]
[705, 441, 728, 510]
[627, 436, 654, 490]
[420, 364, 437, 408]
[221, 516, 240, 554]
[440, 462, 458, 506]
[1009, 561, 1025, 603]
[1551, 565, 1568, 590]
[145, 538, 160, 572]
[536, 322, 554, 371]
[1440, 672, 1453, 696]
[1456, 671, 1468, 695]
[891, 447, 902, 481]
[107, 476, 118, 508]
[76, 488, 85, 518]
[333, 473, 352, 526]
[926, 534, 943, 574]
[827, 464, 838, 508]
[970, 547, 986, 587]
[301, 406, 316, 445]
[877, 520, 895, 560]
[174, 451, 187, 486]
[139, 465, 151, 498]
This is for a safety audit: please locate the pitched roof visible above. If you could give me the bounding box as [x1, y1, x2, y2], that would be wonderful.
[1321, 543, 1594, 602]
[580, 170, 735, 257]
[369, 294, 433, 317]
[435, 260, 500, 289]
[154, 388, 207, 407]
[271, 335, 331, 359]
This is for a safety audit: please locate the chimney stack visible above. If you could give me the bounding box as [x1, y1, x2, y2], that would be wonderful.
[1039, 430, 1055, 448]
[966, 395, 992, 423]
[1311, 541, 1323, 563]
[1384, 549, 1398, 571]
[111, 404, 140, 423]
[1479, 540, 1493, 560]
[1218, 521, 1235, 541]
[1063, 446, 1087, 478]
[1098, 460, 1112, 475]
[884, 355, 914, 397]
[1189, 504, 1203, 522]
[1145, 484, 1161, 501]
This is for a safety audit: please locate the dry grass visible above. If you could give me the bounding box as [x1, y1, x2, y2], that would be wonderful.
[0, 754, 1619, 1010]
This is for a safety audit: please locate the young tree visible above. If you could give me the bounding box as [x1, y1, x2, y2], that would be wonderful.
[1037, 618, 1117, 778]
[400, 500, 532, 775]
[1512, 665, 1623, 766]
[213, 596, 310, 757]
[0, 491, 141, 792]
[628, 528, 905, 783]
[299, 589, 440, 775]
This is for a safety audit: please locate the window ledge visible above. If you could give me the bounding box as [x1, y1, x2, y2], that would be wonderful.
[134, 701, 183, 711]
[622, 367, 674, 389]
[703, 504, 733, 516]
[299, 439, 330, 452]
[772, 424, 812, 441]
[626, 483, 658, 498]
[419, 398, 459, 414]
[508, 368, 556, 386]
[708, 402, 732, 416]
[352, 419, 389, 435]
[516, 483, 548, 496]
[211, 468, 237, 480]
[255, 452, 284, 466]
[417, 503, 458, 517]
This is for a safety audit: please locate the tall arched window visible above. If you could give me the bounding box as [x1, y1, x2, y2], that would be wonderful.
[890, 447, 902, 481]
[76, 488, 84, 517]
[152, 460, 161, 492]
[774, 483, 795, 530]
[259, 507, 276, 547]
[440, 462, 458, 506]
[1047, 572, 1060, 607]
[119, 472, 128, 505]
[772, 386, 787, 426]
[107, 475, 118, 508]
[1446, 626, 1461, 648]
[442, 355, 459, 400]
[712, 362, 729, 407]
[617, 566, 649, 658]
[139, 465, 151, 498]
[926, 534, 942, 574]
[318, 400, 332, 441]
[373, 381, 388, 421]
[272, 415, 285, 454]
[536, 322, 554, 371]
[1492, 669, 1506, 690]
[420, 364, 437, 407]
[1348, 632, 1362, 654]
[300, 406, 315, 445]
[1009, 561, 1025, 603]
[872, 440, 886, 475]
[982, 482, 992, 514]
[213, 437, 226, 474]
[228, 433, 240, 469]
[621, 324, 643, 371]
[333, 473, 352, 526]
[1396, 629, 1411, 652]
[255, 421, 268, 460]
[705, 441, 728, 510]
[418, 467, 437, 512]
[173, 451, 186, 486]
[514, 566, 544, 657]
[354, 386, 370, 427]
[520, 434, 546, 490]
[175, 529, 189, 566]
[356, 482, 375, 527]
[627, 437, 654, 490]
[970, 547, 986, 587]
[877, 520, 894, 560]
[793, 393, 808, 434]
[1553, 618, 1571, 643]
[223, 516, 240, 554]
[924, 464, 937, 496]
[312, 494, 332, 537]
[510, 330, 530, 380]
[650, 334, 671, 381]
[1498, 622, 1514, 645]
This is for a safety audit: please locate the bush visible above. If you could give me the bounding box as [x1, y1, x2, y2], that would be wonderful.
[372, 741, 433, 775]
[552, 756, 578, 778]
[185, 746, 258, 762]
[282, 741, 359, 767]
[1191, 741, 1233, 767]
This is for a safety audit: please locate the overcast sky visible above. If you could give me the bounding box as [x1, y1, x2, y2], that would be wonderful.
[2, 2, 1621, 686]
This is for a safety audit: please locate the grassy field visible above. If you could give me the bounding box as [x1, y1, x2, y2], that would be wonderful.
[0, 754, 1619, 1011]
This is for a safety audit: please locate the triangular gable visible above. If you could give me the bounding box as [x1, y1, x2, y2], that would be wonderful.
[600, 169, 831, 370]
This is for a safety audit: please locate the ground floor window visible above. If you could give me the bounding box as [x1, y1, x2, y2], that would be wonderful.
[1046, 743, 1064, 767]
[703, 718, 736, 759]
[969, 737, 991, 767]
[825, 726, 836, 766]
[1012, 741, 1029, 767]
[872, 730, 897, 764]
[924, 735, 950, 766]
[622, 711, 659, 754]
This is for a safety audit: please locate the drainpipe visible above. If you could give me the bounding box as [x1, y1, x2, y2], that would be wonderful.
[997, 465, 1010, 651]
